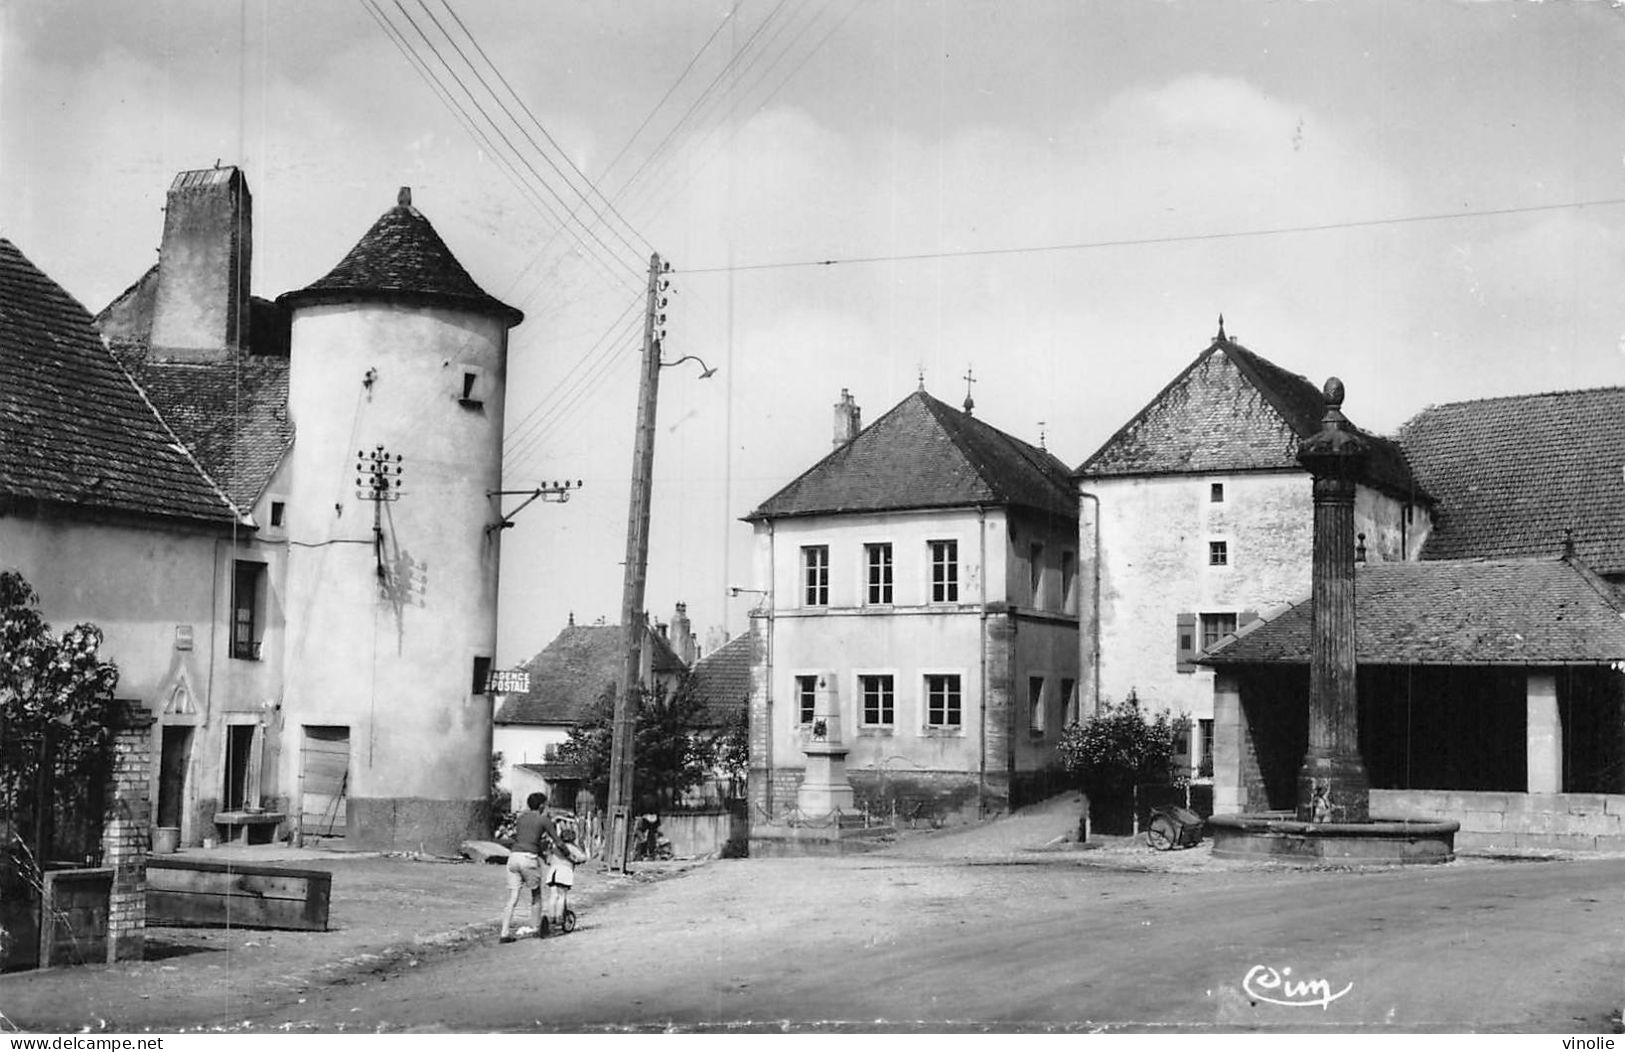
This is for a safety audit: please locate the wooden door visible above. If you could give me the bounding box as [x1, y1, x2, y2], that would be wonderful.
[299, 726, 349, 840]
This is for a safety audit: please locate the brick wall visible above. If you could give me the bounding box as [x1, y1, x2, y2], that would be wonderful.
[102, 704, 154, 962]
[1372, 789, 1625, 851]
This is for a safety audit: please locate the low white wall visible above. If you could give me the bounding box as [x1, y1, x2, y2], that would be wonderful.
[1372, 789, 1625, 851]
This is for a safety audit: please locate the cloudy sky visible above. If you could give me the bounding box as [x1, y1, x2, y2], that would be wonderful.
[5, 1, 1624, 663]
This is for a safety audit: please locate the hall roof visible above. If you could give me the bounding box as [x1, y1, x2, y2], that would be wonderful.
[1200, 556, 1625, 667]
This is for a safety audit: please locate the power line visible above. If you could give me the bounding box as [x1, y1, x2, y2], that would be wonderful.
[674, 196, 1625, 275]
[365, 0, 639, 294]
[386, 0, 645, 287]
[429, 0, 654, 260]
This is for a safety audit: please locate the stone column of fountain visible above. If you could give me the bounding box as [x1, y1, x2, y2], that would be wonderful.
[1294, 377, 1372, 824]
[1207, 379, 1457, 864]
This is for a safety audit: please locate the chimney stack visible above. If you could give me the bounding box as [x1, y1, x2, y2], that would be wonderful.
[670, 602, 696, 666]
[149, 166, 252, 360]
[833, 389, 861, 448]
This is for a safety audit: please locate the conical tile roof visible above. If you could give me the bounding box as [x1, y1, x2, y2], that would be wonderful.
[279, 188, 522, 327]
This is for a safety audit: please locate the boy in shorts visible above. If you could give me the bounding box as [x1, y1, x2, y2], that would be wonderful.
[499, 792, 558, 942]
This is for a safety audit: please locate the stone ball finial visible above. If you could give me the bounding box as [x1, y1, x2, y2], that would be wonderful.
[1323, 377, 1345, 409]
[397, 186, 412, 208]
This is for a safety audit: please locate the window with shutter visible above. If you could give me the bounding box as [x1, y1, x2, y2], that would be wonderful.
[1176, 612, 1198, 673]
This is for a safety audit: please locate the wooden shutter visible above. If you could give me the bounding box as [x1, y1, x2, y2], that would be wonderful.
[1176, 612, 1198, 673]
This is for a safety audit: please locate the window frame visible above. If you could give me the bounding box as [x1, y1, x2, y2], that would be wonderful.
[929, 539, 960, 603]
[801, 545, 830, 607]
[1201, 612, 1239, 652]
[865, 542, 894, 606]
[858, 673, 895, 728]
[924, 673, 963, 729]
[230, 560, 266, 661]
[1208, 540, 1229, 567]
[1028, 675, 1046, 735]
[795, 674, 818, 725]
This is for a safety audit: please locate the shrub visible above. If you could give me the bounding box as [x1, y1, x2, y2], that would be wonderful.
[1055, 695, 1177, 802]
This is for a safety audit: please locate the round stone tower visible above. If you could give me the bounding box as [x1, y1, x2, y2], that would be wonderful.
[276, 188, 523, 853]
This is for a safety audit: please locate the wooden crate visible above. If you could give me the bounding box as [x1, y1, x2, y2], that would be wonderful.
[147, 857, 331, 931]
[39, 868, 113, 967]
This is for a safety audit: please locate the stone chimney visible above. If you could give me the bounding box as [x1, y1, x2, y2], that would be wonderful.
[150, 166, 252, 360]
[670, 602, 696, 666]
[833, 388, 861, 448]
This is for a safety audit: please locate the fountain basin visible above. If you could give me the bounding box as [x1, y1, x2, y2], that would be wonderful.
[1208, 812, 1459, 865]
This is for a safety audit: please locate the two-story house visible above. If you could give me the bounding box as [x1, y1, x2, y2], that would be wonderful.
[745, 387, 1080, 823]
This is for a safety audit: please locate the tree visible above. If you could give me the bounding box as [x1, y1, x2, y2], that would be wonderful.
[0, 570, 121, 943]
[557, 671, 719, 811]
[717, 706, 749, 800]
[1055, 695, 1176, 804]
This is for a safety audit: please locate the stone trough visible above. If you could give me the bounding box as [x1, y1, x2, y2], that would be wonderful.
[1208, 812, 1459, 865]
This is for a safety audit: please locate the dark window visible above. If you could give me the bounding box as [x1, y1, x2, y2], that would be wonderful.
[1028, 676, 1045, 734]
[802, 546, 829, 606]
[926, 674, 961, 727]
[1199, 718, 1215, 779]
[471, 655, 493, 694]
[796, 675, 818, 724]
[860, 675, 894, 726]
[1201, 613, 1238, 651]
[270, 501, 285, 527]
[1209, 540, 1228, 566]
[930, 540, 959, 602]
[1210, 482, 1224, 503]
[865, 544, 893, 605]
[1029, 543, 1044, 605]
[1061, 678, 1077, 725]
[231, 561, 266, 660]
[1061, 551, 1077, 613]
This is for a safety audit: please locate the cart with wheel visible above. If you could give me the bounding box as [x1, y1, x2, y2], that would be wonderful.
[1145, 804, 1205, 850]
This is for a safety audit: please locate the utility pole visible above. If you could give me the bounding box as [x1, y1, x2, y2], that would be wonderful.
[604, 252, 668, 869]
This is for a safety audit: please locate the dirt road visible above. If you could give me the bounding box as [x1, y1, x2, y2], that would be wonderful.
[253, 849, 1625, 1032]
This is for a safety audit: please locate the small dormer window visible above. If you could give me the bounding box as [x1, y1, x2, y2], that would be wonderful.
[270, 501, 286, 528]
[458, 365, 486, 409]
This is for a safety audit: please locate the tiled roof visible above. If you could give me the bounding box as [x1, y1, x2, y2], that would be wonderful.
[113, 344, 293, 510]
[1398, 388, 1625, 574]
[1076, 337, 1421, 499]
[746, 389, 1077, 521]
[278, 190, 523, 328]
[1201, 557, 1625, 666]
[687, 631, 756, 723]
[495, 622, 687, 727]
[0, 238, 237, 526]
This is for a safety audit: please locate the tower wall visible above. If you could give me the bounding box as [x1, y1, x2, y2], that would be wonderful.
[281, 300, 507, 852]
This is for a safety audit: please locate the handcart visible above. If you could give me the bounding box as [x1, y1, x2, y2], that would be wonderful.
[1145, 804, 1205, 850]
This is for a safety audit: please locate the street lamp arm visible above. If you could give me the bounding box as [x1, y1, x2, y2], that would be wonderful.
[661, 354, 717, 379]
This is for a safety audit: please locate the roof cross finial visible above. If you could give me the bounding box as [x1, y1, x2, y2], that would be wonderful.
[962, 366, 977, 415]
[1216, 314, 1227, 342]
[1038, 420, 1047, 450]
[917, 365, 926, 391]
